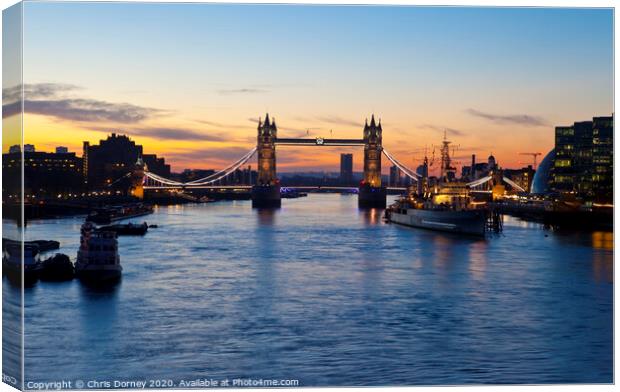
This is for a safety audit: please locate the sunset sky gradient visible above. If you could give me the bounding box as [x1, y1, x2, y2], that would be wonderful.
[6, 3, 614, 174]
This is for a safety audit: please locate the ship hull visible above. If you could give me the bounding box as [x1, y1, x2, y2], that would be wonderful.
[388, 208, 487, 237]
[75, 264, 122, 284]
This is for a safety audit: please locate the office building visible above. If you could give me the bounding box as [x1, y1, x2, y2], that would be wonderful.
[340, 153, 353, 185]
[551, 115, 613, 201]
[389, 165, 401, 187]
[504, 166, 536, 193]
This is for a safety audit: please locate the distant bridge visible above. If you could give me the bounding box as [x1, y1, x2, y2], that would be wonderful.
[131, 113, 525, 206]
[143, 184, 408, 192]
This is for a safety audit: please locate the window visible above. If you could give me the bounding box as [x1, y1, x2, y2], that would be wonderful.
[555, 159, 571, 167]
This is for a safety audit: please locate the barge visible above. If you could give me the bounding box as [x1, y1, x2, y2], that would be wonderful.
[86, 203, 153, 224]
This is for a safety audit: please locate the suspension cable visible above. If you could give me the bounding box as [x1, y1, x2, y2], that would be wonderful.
[382, 149, 420, 182]
[185, 148, 257, 185]
[466, 175, 493, 188]
[502, 176, 526, 192]
[184, 147, 257, 184]
[143, 147, 257, 187]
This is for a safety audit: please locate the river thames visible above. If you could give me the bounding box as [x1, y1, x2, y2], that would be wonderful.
[3, 194, 613, 386]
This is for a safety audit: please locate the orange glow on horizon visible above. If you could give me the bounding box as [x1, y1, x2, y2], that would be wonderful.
[18, 112, 553, 174]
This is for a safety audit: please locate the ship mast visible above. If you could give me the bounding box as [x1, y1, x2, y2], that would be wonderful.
[440, 130, 453, 182]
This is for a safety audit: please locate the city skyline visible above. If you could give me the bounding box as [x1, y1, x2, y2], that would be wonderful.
[3, 3, 613, 173]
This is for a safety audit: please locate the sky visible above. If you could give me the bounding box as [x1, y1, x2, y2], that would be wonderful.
[3, 2, 614, 174]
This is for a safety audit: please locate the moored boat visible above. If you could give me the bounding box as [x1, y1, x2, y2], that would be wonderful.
[98, 222, 148, 236]
[86, 203, 153, 224]
[2, 238, 60, 252]
[2, 243, 43, 285]
[75, 222, 122, 284]
[40, 253, 75, 281]
[385, 133, 494, 237]
[386, 192, 488, 237]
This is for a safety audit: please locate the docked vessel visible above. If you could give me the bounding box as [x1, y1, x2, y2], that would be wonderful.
[75, 222, 122, 284]
[98, 222, 148, 236]
[386, 183, 489, 237]
[40, 253, 75, 281]
[385, 133, 496, 237]
[2, 238, 60, 253]
[86, 203, 153, 224]
[2, 243, 43, 285]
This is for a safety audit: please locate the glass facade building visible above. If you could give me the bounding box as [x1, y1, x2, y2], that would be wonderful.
[551, 115, 613, 201]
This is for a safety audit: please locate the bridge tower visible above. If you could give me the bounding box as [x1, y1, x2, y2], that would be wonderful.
[252, 114, 281, 207]
[359, 115, 386, 207]
[130, 158, 146, 200]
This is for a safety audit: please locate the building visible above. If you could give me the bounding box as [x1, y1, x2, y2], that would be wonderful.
[389, 165, 401, 187]
[460, 154, 497, 181]
[142, 154, 171, 178]
[504, 166, 536, 193]
[416, 162, 428, 179]
[84, 133, 170, 192]
[592, 116, 613, 201]
[84, 133, 143, 190]
[339, 153, 353, 185]
[551, 115, 613, 201]
[55, 146, 69, 154]
[531, 149, 555, 194]
[2, 146, 83, 198]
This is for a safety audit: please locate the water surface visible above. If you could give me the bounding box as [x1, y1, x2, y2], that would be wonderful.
[4, 194, 613, 385]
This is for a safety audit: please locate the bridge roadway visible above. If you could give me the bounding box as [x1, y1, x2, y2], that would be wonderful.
[144, 185, 407, 191]
[275, 138, 365, 146]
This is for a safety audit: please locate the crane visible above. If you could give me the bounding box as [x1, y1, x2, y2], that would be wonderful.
[519, 152, 542, 169]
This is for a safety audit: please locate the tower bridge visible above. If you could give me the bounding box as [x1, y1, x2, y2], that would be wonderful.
[137, 113, 422, 208]
[252, 113, 388, 207]
[135, 112, 525, 207]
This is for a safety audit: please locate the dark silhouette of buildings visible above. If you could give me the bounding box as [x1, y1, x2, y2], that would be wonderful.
[3, 145, 83, 198]
[143, 154, 171, 178]
[83, 133, 169, 191]
[460, 154, 497, 181]
[504, 166, 536, 193]
[340, 153, 353, 185]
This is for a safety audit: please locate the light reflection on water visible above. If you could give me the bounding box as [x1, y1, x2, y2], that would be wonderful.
[2, 194, 613, 385]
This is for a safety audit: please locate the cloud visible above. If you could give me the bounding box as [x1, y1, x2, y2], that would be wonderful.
[194, 119, 253, 129]
[3, 82, 82, 102]
[2, 82, 163, 123]
[466, 108, 549, 127]
[23, 99, 162, 123]
[217, 88, 269, 95]
[419, 124, 466, 137]
[129, 127, 225, 141]
[2, 101, 22, 118]
[315, 115, 362, 128]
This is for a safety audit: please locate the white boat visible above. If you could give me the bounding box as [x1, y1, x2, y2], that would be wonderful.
[75, 222, 122, 284]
